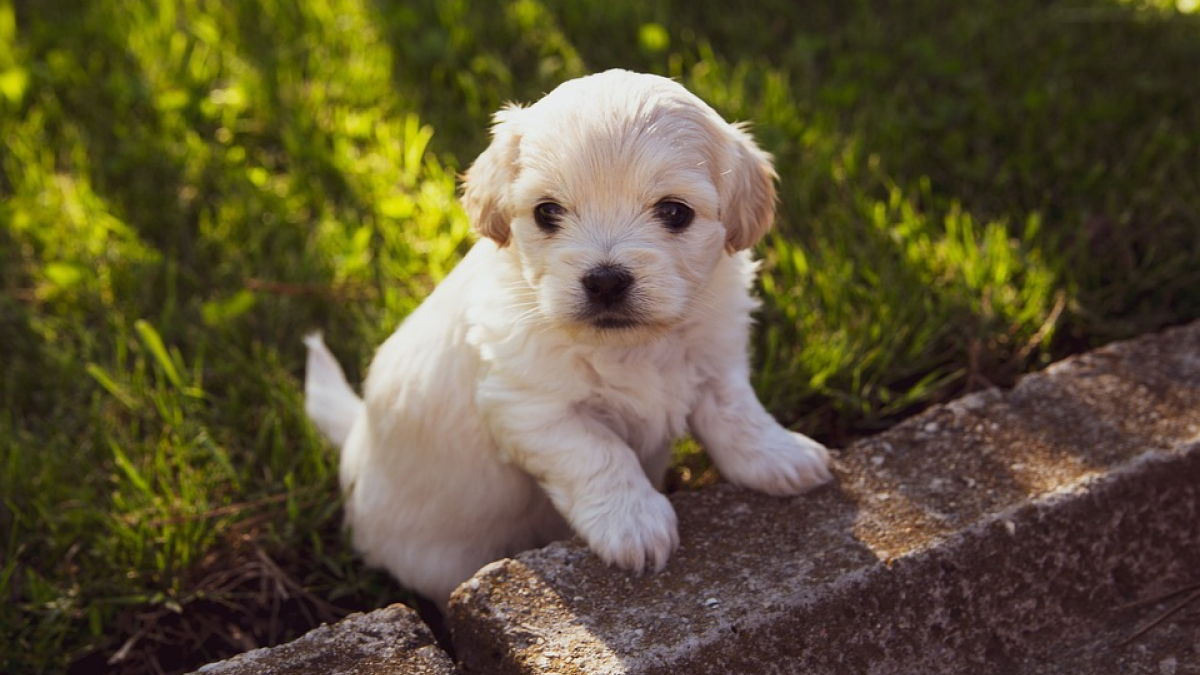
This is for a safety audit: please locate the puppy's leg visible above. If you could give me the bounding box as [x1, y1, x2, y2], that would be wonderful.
[691, 377, 832, 497]
[484, 402, 678, 573]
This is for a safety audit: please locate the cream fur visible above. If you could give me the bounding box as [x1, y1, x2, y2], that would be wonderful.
[304, 70, 831, 607]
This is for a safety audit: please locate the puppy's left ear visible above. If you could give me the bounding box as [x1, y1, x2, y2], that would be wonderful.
[462, 105, 524, 246]
[717, 123, 778, 252]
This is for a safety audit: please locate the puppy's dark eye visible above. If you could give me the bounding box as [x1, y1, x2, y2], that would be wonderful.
[534, 202, 566, 233]
[654, 200, 694, 232]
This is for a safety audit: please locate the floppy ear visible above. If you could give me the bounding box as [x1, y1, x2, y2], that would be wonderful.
[718, 123, 778, 252]
[461, 106, 524, 246]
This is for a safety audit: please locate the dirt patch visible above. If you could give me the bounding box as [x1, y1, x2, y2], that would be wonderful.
[69, 528, 401, 675]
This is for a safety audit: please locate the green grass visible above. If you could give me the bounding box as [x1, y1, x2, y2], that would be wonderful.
[3, 0, 1199, 672]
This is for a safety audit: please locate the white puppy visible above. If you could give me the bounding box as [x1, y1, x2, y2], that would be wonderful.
[304, 69, 831, 607]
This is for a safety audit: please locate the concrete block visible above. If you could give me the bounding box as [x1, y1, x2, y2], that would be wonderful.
[449, 321, 1200, 674]
[194, 603, 456, 675]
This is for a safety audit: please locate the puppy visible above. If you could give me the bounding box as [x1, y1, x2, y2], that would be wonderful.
[304, 69, 831, 607]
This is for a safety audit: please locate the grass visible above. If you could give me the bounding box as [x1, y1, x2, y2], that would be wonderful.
[2, 0, 1199, 672]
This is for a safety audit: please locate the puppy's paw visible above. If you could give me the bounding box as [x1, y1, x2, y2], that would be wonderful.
[720, 428, 832, 497]
[575, 488, 679, 575]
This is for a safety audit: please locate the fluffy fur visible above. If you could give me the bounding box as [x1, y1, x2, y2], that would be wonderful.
[304, 70, 831, 607]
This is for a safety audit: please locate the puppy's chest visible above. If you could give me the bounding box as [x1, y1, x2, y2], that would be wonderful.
[573, 346, 700, 453]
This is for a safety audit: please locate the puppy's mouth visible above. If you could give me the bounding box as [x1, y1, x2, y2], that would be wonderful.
[588, 315, 645, 330]
[572, 305, 650, 331]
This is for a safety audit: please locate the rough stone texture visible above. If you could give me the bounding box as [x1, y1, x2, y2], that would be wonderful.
[193, 603, 456, 675]
[1018, 599, 1200, 675]
[449, 320, 1200, 674]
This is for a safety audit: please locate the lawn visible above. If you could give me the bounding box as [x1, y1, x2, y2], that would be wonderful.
[2, 0, 1199, 672]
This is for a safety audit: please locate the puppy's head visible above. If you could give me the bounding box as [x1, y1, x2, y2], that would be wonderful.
[462, 69, 776, 341]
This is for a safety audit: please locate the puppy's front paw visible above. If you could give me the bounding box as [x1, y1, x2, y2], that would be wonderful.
[721, 428, 832, 497]
[574, 488, 679, 574]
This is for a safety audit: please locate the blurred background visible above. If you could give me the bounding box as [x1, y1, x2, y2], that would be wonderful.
[2, 0, 1198, 672]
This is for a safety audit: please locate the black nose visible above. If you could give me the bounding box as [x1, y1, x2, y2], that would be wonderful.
[581, 265, 634, 306]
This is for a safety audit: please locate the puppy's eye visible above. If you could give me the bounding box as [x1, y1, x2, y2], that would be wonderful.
[654, 200, 694, 232]
[534, 202, 566, 233]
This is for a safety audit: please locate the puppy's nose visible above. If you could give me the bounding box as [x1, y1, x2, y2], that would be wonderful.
[581, 265, 634, 306]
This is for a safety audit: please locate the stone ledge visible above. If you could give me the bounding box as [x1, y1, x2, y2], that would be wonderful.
[193, 603, 456, 675]
[448, 320, 1200, 674]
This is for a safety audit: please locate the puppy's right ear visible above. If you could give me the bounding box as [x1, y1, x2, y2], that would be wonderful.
[462, 106, 523, 246]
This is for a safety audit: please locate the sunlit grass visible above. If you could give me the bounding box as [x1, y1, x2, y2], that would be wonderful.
[2, 0, 467, 670]
[1113, 0, 1199, 14]
[3, 0, 1199, 672]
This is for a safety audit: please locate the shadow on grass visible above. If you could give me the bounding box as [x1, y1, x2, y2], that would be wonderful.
[373, 0, 1200, 337]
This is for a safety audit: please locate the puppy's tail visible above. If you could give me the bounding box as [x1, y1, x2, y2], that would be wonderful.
[303, 333, 364, 449]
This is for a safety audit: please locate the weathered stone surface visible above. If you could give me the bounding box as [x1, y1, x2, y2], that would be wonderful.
[449, 321, 1200, 674]
[1017, 595, 1200, 675]
[193, 603, 456, 675]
